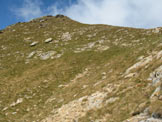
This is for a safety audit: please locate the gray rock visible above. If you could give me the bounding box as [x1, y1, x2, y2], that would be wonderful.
[24, 37, 32, 43]
[27, 51, 36, 58]
[140, 117, 162, 122]
[10, 98, 23, 107]
[143, 108, 150, 115]
[30, 41, 38, 47]
[44, 38, 53, 43]
[61, 32, 71, 41]
[40, 51, 56, 60]
[39, 19, 46, 22]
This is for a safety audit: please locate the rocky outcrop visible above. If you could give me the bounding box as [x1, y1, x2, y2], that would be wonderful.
[125, 55, 153, 75]
[61, 32, 72, 41]
[124, 50, 162, 78]
[124, 115, 162, 122]
[26, 50, 63, 63]
[39, 51, 57, 60]
[152, 27, 161, 33]
[150, 86, 161, 102]
[74, 40, 110, 53]
[55, 14, 65, 18]
[42, 91, 107, 122]
[148, 65, 162, 102]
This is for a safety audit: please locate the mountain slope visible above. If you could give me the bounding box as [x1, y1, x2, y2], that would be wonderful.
[0, 15, 162, 122]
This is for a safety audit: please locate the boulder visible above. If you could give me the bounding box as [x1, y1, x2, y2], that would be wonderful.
[44, 38, 53, 43]
[30, 41, 38, 47]
[10, 98, 23, 107]
[24, 37, 32, 43]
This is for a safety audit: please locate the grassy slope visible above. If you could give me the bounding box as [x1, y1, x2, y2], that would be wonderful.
[0, 15, 162, 122]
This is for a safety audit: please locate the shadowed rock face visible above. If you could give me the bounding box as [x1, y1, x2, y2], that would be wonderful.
[152, 112, 162, 119]
[55, 14, 65, 18]
[0, 15, 162, 122]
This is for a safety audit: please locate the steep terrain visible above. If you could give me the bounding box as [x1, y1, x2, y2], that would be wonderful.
[0, 15, 162, 122]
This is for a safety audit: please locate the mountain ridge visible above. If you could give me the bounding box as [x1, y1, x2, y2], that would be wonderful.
[0, 15, 162, 122]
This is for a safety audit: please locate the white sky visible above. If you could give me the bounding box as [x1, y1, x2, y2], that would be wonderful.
[14, 0, 162, 28]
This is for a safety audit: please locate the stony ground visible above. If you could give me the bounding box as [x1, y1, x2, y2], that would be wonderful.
[0, 15, 162, 122]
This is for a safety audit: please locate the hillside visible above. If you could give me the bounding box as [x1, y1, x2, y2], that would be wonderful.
[0, 15, 162, 122]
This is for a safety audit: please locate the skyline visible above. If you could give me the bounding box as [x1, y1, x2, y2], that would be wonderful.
[1, 0, 162, 29]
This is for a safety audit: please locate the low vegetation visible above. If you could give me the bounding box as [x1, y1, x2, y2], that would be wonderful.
[0, 15, 162, 122]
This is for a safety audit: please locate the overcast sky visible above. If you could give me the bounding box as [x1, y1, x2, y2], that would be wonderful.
[1, 0, 162, 29]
